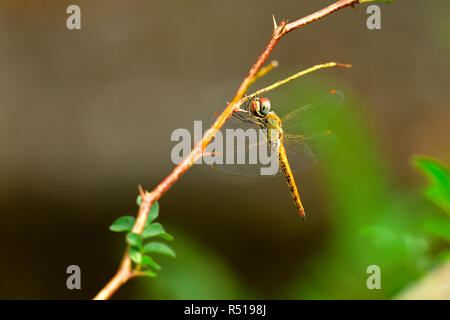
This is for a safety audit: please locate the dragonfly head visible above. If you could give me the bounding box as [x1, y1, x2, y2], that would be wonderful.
[250, 97, 271, 117]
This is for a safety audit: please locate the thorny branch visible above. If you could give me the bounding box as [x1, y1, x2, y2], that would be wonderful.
[94, 0, 361, 300]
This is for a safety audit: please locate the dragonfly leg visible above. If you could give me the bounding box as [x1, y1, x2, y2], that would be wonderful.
[232, 111, 264, 126]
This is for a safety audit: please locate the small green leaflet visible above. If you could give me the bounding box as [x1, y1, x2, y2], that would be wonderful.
[143, 223, 173, 241]
[145, 202, 159, 226]
[142, 255, 162, 270]
[126, 232, 143, 247]
[140, 269, 157, 277]
[137, 195, 142, 206]
[109, 216, 136, 232]
[136, 196, 159, 224]
[143, 242, 176, 258]
[129, 246, 142, 264]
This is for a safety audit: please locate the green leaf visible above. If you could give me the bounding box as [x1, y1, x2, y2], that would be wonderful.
[142, 255, 162, 270]
[129, 246, 142, 264]
[423, 216, 450, 243]
[143, 223, 174, 241]
[143, 242, 176, 258]
[137, 195, 142, 206]
[140, 269, 157, 277]
[411, 156, 450, 215]
[126, 232, 142, 247]
[109, 216, 136, 232]
[145, 201, 160, 226]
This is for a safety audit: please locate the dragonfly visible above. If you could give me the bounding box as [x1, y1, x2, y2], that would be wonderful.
[206, 90, 344, 220]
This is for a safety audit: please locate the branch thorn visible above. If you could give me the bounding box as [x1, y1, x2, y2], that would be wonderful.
[272, 14, 278, 31]
[138, 184, 145, 199]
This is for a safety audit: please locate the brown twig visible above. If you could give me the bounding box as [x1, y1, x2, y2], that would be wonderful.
[93, 0, 360, 300]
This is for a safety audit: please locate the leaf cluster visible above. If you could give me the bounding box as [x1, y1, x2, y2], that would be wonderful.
[109, 197, 175, 277]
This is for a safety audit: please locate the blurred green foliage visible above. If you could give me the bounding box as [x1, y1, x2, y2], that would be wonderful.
[411, 156, 450, 216]
[411, 156, 450, 261]
[281, 81, 434, 299]
[142, 229, 249, 299]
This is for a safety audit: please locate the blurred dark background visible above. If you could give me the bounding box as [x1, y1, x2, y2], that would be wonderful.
[0, 0, 449, 299]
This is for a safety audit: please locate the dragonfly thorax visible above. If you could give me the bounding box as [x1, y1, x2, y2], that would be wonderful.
[263, 112, 283, 131]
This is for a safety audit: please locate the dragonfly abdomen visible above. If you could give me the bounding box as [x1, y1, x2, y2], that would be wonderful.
[278, 143, 306, 220]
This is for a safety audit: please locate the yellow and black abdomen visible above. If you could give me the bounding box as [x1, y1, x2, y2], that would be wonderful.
[278, 143, 306, 219]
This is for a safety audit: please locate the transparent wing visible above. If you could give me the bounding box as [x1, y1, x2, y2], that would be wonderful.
[282, 90, 344, 135]
[204, 111, 277, 177]
[281, 131, 338, 173]
[206, 109, 262, 132]
[204, 130, 338, 177]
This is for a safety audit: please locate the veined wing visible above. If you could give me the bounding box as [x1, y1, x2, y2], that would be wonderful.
[282, 90, 344, 135]
[281, 131, 338, 173]
[204, 129, 338, 177]
[206, 109, 263, 132]
[204, 113, 282, 177]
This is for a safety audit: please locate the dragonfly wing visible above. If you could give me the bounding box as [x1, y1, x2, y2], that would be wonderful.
[282, 131, 338, 173]
[206, 110, 257, 131]
[204, 112, 279, 177]
[281, 90, 344, 135]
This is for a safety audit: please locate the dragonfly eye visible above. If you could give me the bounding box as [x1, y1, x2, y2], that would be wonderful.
[250, 100, 261, 116]
[259, 98, 271, 116]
